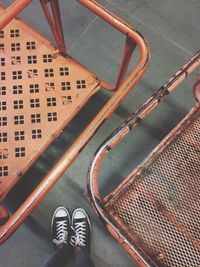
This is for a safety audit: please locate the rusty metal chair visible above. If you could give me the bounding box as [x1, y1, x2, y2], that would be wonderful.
[87, 52, 200, 267]
[0, 0, 150, 243]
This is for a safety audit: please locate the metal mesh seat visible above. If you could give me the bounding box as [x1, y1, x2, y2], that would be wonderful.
[105, 104, 200, 267]
[87, 52, 200, 267]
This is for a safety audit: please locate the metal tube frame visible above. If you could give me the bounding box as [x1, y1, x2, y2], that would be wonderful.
[40, 0, 66, 53]
[87, 51, 200, 266]
[0, 0, 150, 243]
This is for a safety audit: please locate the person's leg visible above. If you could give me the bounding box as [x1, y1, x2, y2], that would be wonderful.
[41, 207, 71, 267]
[71, 208, 96, 267]
[42, 245, 70, 267]
[74, 247, 95, 267]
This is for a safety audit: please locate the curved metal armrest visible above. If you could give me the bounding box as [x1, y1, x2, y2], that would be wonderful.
[87, 50, 200, 244]
[78, 0, 144, 91]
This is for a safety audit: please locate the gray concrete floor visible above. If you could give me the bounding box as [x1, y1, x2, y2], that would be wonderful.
[0, 0, 200, 266]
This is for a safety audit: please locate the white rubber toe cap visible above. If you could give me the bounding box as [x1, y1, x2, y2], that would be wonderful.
[55, 207, 68, 218]
[73, 209, 86, 219]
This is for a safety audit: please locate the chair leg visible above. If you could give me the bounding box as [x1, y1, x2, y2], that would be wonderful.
[0, 205, 9, 226]
[193, 76, 200, 101]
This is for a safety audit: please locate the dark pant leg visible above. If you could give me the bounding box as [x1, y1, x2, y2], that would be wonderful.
[75, 247, 95, 267]
[42, 245, 70, 267]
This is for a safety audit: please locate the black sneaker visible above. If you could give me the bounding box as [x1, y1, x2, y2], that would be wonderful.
[70, 208, 91, 253]
[51, 206, 70, 249]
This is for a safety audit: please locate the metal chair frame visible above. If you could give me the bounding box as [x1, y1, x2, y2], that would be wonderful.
[0, 0, 150, 243]
[87, 51, 200, 266]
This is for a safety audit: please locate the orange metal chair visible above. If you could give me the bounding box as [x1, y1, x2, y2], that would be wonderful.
[0, 0, 150, 243]
[87, 52, 200, 267]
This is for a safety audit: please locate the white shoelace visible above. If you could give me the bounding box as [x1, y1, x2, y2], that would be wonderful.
[53, 220, 68, 247]
[70, 221, 87, 247]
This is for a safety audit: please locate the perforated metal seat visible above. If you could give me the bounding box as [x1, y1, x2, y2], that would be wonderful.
[0, 6, 100, 200]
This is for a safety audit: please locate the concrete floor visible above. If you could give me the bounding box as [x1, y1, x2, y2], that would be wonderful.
[0, 0, 200, 266]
